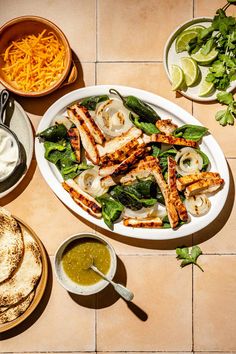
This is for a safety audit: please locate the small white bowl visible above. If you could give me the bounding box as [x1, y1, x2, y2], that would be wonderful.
[54, 233, 117, 296]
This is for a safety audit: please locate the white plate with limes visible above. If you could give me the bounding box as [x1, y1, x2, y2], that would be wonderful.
[164, 17, 236, 102]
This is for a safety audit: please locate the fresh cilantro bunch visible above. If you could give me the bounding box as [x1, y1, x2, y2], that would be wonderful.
[187, 2, 236, 91]
[176, 246, 204, 271]
[215, 91, 236, 125]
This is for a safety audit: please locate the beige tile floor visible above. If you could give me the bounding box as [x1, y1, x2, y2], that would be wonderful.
[0, 0, 235, 353]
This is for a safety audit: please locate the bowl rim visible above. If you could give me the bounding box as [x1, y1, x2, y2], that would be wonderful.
[54, 232, 117, 296]
[0, 15, 72, 97]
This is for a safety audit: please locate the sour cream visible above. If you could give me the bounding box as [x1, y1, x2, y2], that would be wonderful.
[0, 128, 19, 181]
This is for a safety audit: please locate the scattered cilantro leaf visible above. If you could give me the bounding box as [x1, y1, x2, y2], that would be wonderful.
[176, 246, 204, 271]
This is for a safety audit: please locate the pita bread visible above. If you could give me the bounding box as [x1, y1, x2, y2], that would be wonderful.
[0, 208, 24, 283]
[0, 227, 42, 306]
[0, 291, 35, 324]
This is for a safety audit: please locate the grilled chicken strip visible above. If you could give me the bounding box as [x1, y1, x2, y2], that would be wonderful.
[185, 178, 224, 197]
[68, 107, 100, 165]
[168, 156, 188, 221]
[97, 127, 142, 157]
[123, 217, 163, 228]
[120, 156, 157, 184]
[111, 146, 151, 177]
[71, 103, 105, 145]
[68, 127, 81, 162]
[152, 160, 179, 228]
[99, 164, 120, 177]
[62, 180, 102, 218]
[100, 137, 143, 165]
[176, 172, 220, 191]
[100, 156, 157, 188]
[156, 119, 178, 135]
[151, 133, 198, 148]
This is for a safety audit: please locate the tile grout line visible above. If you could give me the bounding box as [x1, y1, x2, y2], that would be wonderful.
[193, 0, 195, 18]
[95, 0, 98, 84]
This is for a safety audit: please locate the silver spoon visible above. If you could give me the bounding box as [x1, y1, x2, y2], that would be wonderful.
[0, 89, 21, 182]
[90, 264, 134, 302]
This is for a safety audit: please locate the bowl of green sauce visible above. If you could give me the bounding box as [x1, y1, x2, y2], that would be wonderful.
[54, 233, 117, 295]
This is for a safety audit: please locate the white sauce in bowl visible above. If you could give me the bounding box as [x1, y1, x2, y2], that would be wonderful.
[0, 127, 19, 181]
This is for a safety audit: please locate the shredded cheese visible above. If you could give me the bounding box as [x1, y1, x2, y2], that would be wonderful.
[2, 29, 66, 92]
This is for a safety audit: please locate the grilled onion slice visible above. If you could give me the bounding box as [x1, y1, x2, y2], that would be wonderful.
[95, 98, 133, 137]
[75, 166, 108, 197]
[184, 194, 211, 216]
[175, 147, 203, 176]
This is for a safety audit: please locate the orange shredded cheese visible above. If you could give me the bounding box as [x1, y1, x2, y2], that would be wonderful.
[2, 29, 66, 92]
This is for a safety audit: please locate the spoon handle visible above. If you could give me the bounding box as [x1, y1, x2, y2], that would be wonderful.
[0, 89, 9, 124]
[90, 265, 134, 302]
[113, 283, 134, 302]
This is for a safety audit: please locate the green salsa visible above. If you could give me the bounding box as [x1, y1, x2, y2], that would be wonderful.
[62, 238, 111, 285]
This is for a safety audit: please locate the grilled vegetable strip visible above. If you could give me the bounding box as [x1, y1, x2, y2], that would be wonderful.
[168, 157, 188, 221]
[67, 107, 100, 165]
[151, 133, 198, 148]
[123, 217, 163, 228]
[111, 146, 151, 177]
[71, 104, 105, 144]
[156, 119, 178, 135]
[184, 194, 211, 216]
[97, 127, 142, 157]
[185, 178, 224, 197]
[152, 160, 179, 228]
[68, 127, 81, 162]
[176, 172, 220, 191]
[62, 180, 102, 218]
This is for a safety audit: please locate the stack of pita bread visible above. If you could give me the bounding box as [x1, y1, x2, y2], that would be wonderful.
[0, 208, 42, 324]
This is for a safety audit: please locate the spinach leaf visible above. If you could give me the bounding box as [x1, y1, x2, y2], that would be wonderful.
[37, 124, 67, 142]
[44, 140, 67, 163]
[60, 162, 93, 180]
[111, 185, 157, 211]
[195, 149, 210, 171]
[44, 140, 91, 179]
[159, 148, 177, 174]
[80, 95, 109, 111]
[130, 113, 159, 135]
[96, 194, 124, 229]
[125, 177, 157, 198]
[172, 124, 208, 141]
[151, 144, 161, 157]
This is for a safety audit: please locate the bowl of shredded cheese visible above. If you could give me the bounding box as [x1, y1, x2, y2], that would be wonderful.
[0, 16, 74, 96]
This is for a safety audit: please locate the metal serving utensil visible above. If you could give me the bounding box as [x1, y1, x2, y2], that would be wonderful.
[0, 89, 21, 182]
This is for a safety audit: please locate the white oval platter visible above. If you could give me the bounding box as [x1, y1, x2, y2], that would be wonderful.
[35, 85, 229, 240]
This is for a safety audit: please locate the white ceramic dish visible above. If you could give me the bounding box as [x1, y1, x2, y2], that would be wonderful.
[35, 85, 229, 240]
[54, 233, 117, 296]
[163, 17, 236, 102]
[0, 99, 33, 197]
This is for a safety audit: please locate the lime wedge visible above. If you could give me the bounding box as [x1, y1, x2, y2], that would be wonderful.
[175, 29, 199, 53]
[171, 64, 185, 91]
[199, 79, 215, 97]
[191, 47, 218, 65]
[181, 57, 199, 86]
[188, 25, 206, 33]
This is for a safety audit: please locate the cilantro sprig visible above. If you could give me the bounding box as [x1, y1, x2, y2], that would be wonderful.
[176, 246, 204, 272]
[215, 91, 236, 125]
